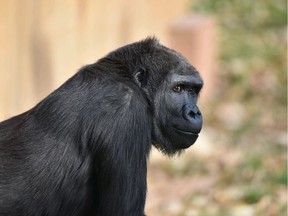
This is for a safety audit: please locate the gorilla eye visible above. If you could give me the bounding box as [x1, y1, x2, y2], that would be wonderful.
[173, 85, 183, 93]
[188, 87, 197, 94]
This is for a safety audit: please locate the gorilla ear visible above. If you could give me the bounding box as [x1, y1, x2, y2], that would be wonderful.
[134, 68, 148, 88]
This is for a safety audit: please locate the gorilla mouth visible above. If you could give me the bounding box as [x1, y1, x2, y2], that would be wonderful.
[172, 126, 198, 136]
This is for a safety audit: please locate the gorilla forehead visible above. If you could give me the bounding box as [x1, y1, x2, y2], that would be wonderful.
[156, 45, 198, 75]
[168, 72, 203, 85]
[171, 61, 199, 76]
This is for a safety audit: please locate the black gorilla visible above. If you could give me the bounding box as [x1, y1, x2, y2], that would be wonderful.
[0, 38, 203, 216]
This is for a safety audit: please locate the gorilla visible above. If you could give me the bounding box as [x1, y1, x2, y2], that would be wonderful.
[0, 37, 203, 216]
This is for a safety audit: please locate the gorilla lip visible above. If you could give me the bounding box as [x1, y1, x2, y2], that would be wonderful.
[172, 126, 198, 136]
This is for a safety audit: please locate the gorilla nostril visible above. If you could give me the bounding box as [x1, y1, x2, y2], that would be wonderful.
[190, 106, 201, 115]
[188, 110, 196, 117]
[183, 105, 201, 120]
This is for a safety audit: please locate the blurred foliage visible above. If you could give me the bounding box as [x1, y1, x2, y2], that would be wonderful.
[149, 145, 287, 215]
[191, 0, 287, 142]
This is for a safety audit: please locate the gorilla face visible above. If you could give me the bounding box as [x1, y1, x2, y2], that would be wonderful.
[152, 69, 203, 155]
[140, 46, 203, 155]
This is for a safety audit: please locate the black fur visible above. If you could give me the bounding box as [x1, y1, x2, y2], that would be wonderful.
[0, 38, 203, 216]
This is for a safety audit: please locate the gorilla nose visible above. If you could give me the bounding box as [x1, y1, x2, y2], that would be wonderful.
[183, 104, 201, 120]
[182, 104, 202, 133]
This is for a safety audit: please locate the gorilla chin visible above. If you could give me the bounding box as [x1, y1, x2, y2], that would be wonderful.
[173, 128, 199, 149]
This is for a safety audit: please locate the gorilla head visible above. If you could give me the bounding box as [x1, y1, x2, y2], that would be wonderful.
[108, 37, 203, 155]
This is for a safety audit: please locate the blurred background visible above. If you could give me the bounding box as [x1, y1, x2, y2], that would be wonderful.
[0, 0, 286, 215]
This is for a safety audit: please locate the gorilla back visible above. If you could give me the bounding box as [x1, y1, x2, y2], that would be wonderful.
[0, 38, 203, 216]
